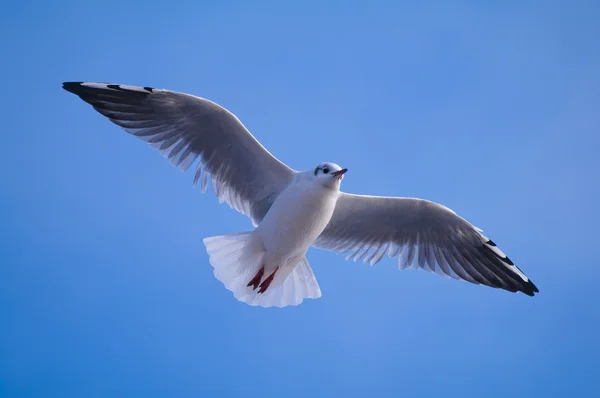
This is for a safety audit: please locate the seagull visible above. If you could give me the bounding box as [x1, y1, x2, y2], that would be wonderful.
[62, 81, 539, 307]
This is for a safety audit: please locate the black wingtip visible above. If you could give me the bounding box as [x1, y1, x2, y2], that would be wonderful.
[480, 244, 539, 297]
[530, 279, 540, 294]
[62, 81, 84, 94]
[521, 279, 539, 297]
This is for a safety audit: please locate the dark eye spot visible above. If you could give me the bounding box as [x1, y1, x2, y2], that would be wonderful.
[323, 167, 330, 174]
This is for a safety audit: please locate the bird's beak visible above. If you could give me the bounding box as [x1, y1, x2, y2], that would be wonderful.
[332, 168, 348, 177]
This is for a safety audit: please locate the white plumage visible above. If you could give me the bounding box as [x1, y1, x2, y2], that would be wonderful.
[63, 81, 539, 307]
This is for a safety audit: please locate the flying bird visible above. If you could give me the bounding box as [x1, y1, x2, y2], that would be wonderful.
[62, 82, 539, 307]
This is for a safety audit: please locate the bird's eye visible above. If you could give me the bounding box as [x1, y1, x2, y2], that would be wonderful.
[323, 167, 330, 174]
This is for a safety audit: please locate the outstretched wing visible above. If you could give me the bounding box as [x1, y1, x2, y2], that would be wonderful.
[63, 82, 295, 225]
[315, 192, 538, 296]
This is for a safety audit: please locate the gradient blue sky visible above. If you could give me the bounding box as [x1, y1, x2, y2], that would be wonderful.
[1, 1, 599, 397]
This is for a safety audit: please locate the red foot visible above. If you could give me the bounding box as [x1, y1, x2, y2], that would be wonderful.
[258, 267, 279, 294]
[247, 267, 265, 290]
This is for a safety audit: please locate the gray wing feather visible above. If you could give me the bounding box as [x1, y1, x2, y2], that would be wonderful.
[314, 192, 538, 296]
[63, 82, 295, 225]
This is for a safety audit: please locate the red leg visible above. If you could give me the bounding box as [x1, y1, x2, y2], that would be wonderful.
[258, 267, 279, 294]
[247, 266, 265, 290]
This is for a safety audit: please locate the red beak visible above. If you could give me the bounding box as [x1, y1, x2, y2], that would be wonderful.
[332, 168, 348, 177]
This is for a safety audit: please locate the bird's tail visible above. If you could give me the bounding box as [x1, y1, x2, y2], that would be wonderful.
[203, 232, 321, 308]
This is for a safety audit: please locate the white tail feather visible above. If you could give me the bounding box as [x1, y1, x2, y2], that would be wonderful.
[203, 232, 322, 308]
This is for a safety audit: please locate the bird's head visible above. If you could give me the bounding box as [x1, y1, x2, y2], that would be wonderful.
[311, 162, 348, 189]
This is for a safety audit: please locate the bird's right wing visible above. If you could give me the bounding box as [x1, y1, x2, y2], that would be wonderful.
[314, 192, 538, 296]
[63, 82, 296, 225]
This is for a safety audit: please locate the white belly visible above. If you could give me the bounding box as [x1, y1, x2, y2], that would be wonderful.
[255, 180, 338, 264]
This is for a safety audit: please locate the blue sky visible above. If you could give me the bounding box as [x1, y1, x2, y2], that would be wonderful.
[1, 1, 599, 397]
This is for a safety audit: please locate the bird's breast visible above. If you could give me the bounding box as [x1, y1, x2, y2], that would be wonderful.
[256, 182, 338, 255]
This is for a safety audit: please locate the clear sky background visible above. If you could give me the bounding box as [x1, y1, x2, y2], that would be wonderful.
[1, 1, 599, 397]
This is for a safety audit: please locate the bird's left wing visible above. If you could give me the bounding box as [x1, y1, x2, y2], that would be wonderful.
[63, 82, 296, 226]
[314, 192, 538, 296]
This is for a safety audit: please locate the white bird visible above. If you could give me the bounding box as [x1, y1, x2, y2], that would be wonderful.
[63, 82, 539, 307]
